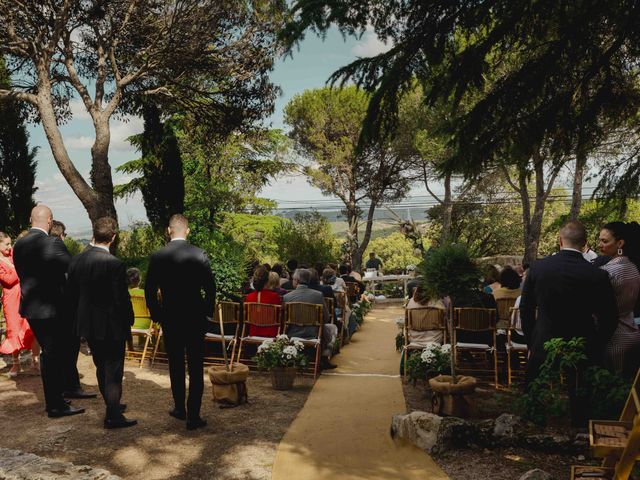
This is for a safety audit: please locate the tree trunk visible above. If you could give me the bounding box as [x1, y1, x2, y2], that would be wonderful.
[345, 198, 359, 269]
[89, 117, 118, 223]
[441, 172, 453, 243]
[569, 135, 587, 221]
[517, 166, 536, 264]
[353, 201, 377, 272]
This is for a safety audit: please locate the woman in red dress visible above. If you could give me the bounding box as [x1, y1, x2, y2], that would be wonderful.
[244, 265, 281, 337]
[0, 231, 40, 377]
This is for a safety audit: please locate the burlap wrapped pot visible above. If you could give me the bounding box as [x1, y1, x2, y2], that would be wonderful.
[208, 363, 249, 406]
[428, 374, 477, 394]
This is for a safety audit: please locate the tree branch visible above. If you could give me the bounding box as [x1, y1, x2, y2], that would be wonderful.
[0, 89, 38, 105]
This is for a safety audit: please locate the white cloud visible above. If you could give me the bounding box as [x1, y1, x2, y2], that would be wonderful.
[69, 99, 92, 120]
[65, 135, 94, 149]
[351, 28, 392, 57]
[110, 116, 144, 151]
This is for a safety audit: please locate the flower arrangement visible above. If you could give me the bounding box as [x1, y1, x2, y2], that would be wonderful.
[351, 297, 373, 326]
[253, 334, 308, 371]
[406, 343, 452, 384]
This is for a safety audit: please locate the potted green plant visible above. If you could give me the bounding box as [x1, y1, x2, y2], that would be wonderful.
[406, 342, 452, 385]
[253, 335, 308, 390]
[420, 244, 481, 417]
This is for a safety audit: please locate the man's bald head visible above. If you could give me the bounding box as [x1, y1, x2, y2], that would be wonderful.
[559, 220, 587, 250]
[30, 205, 53, 232]
[167, 214, 189, 239]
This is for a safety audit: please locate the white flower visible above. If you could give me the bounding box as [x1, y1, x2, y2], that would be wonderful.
[441, 344, 452, 354]
[276, 334, 289, 341]
[425, 342, 440, 352]
[420, 350, 435, 363]
[293, 340, 305, 350]
[283, 346, 298, 357]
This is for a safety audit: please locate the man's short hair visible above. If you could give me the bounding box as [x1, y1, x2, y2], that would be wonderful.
[369, 252, 375, 258]
[286, 259, 298, 272]
[168, 214, 188, 231]
[560, 220, 587, 248]
[127, 268, 141, 287]
[50, 220, 66, 239]
[93, 217, 117, 244]
[338, 264, 349, 275]
[293, 268, 311, 285]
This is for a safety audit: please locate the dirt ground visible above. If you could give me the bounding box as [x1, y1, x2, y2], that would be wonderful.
[0, 352, 311, 479]
[402, 381, 594, 480]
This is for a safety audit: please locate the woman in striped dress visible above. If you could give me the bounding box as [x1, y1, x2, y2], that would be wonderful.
[598, 222, 640, 377]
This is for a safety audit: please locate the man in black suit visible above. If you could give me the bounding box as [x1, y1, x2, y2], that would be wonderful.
[66, 217, 137, 429]
[12, 205, 85, 418]
[49, 219, 96, 400]
[520, 221, 618, 413]
[145, 214, 216, 430]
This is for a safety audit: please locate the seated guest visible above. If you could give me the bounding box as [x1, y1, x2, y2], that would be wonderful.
[348, 264, 363, 282]
[281, 259, 298, 290]
[267, 271, 288, 297]
[272, 263, 289, 287]
[309, 268, 335, 299]
[482, 264, 501, 294]
[127, 268, 144, 296]
[283, 269, 338, 370]
[492, 266, 521, 303]
[322, 268, 346, 293]
[406, 286, 447, 345]
[339, 264, 365, 299]
[244, 266, 281, 337]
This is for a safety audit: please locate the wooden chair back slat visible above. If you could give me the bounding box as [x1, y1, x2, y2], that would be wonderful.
[285, 302, 323, 327]
[495, 298, 516, 328]
[324, 297, 335, 324]
[345, 282, 360, 298]
[334, 291, 347, 310]
[406, 307, 446, 331]
[243, 302, 281, 327]
[218, 301, 240, 324]
[455, 307, 496, 331]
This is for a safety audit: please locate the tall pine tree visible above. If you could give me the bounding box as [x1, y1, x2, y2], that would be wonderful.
[0, 57, 37, 236]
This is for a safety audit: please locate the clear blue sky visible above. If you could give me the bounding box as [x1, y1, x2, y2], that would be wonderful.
[26, 27, 405, 234]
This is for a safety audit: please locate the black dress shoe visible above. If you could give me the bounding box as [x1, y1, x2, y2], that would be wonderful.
[47, 405, 85, 418]
[169, 408, 187, 420]
[104, 416, 137, 429]
[320, 358, 337, 370]
[119, 404, 127, 413]
[186, 418, 207, 430]
[64, 390, 97, 399]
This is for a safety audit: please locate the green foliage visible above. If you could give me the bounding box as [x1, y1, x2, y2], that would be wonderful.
[271, 211, 339, 266]
[196, 229, 246, 299]
[395, 332, 404, 352]
[0, 56, 36, 236]
[350, 298, 372, 325]
[253, 335, 308, 370]
[117, 222, 165, 259]
[63, 237, 84, 257]
[419, 244, 481, 301]
[115, 103, 184, 231]
[219, 213, 284, 263]
[406, 344, 452, 384]
[364, 232, 423, 273]
[516, 337, 630, 425]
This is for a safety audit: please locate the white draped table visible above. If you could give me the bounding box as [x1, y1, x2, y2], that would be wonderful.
[363, 274, 413, 296]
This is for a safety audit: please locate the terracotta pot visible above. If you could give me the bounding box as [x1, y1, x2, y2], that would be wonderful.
[270, 366, 297, 390]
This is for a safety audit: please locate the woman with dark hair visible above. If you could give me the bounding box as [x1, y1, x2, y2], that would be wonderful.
[598, 221, 640, 376]
[244, 265, 281, 338]
[482, 264, 501, 294]
[492, 266, 522, 328]
[0, 231, 40, 377]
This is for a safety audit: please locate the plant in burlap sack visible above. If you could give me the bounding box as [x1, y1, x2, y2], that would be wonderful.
[406, 342, 452, 384]
[253, 334, 308, 370]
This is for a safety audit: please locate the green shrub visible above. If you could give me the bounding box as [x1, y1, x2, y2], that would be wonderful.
[271, 211, 338, 265]
[515, 337, 630, 425]
[364, 232, 423, 273]
[420, 244, 481, 300]
[197, 229, 246, 299]
[117, 222, 165, 258]
[64, 236, 85, 256]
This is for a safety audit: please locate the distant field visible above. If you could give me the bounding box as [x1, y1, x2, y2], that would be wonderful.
[330, 219, 401, 240]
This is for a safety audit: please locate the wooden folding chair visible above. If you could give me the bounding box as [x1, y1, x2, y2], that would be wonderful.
[453, 307, 498, 387]
[128, 294, 155, 368]
[402, 307, 447, 382]
[283, 302, 324, 380]
[495, 297, 517, 329]
[204, 301, 240, 365]
[506, 306, 527, 387]
[236, 303, 282, 365]
[325, 297, 335, 325]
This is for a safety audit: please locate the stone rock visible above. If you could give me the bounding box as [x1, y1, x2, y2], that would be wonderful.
[433, 416, 478, 453]
[523, 433, 572, 452]
[518, 469, 552, 480]
[391, 412, 442, 453]
[493, 413, 521, 440]
[0, 448, 120, 479]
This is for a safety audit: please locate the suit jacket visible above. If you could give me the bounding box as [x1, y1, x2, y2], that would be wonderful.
[283, 285, 328, 325]
[13, 228, 71, 320]
[520, 249, 618, 363]
[66, 246, 134, 342]
[144, 240, 216, 330]
[310, 282, 335, 300]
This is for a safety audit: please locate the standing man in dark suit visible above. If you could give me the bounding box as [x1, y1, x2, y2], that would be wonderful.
[66, 217, 137, 429]
[12, 205, 85, 418]
[145, 214, 215, 430]
[49, 219, 96, 400]
[520, 221, 618, 424]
